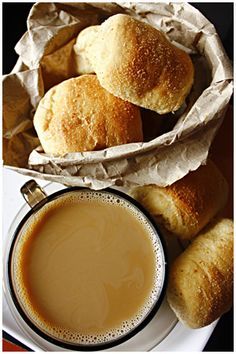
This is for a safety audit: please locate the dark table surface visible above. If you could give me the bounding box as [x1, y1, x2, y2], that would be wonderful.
[2, 2, 233, 352]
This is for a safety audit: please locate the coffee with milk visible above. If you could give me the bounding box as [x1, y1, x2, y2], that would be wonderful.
[11, 190, 165, 346]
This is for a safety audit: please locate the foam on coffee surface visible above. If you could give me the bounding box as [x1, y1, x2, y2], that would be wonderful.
[12, 190, 165, 345]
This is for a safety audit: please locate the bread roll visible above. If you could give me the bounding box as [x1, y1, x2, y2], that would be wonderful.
[130, 161, 228, 240]
[73, 26, 99, 74]
[167, 218, 233, 328]
[88, 14, 194, 114]
[33, 75, 143, 155]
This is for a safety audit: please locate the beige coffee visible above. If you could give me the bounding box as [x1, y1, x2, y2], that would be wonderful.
[12, 190, 165, 345]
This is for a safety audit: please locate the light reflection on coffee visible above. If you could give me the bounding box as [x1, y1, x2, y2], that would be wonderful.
[12, 190, 165, 345]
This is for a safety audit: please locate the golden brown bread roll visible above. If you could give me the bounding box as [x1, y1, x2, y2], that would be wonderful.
[33, 75, 143, 155]
[73, 26, 99, 75]
[87, 14, 194, 114]
[130, 161, 228, 240]
[167, 218, 233, 328]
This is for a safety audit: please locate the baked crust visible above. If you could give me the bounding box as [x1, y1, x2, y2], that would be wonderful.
[167, 218, 233, 328]
[34, 74, 143, 155]
[90, 14, 194, 114]
[131, 161, 228, 240]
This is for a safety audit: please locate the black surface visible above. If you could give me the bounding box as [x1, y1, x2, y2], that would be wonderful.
[203, 308, 234, 352]
[2, 2, 234, 352]
[191, 2, 233, 60]
[3, 2, 34, 74]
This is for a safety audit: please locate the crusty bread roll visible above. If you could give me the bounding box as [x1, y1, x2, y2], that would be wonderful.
[167, 218, 233, 328]
[87, 14, 194, 114]
[73, 26, 99, 74]
[33, 74, 143, 155]
[130, 161, 228, 240]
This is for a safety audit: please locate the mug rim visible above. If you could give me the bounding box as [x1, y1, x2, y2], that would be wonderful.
[7, 186, 168, 351]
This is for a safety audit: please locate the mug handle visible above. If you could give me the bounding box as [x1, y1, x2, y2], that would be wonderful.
[20, 180, 48, 208]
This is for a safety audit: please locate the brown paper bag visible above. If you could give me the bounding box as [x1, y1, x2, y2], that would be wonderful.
[3, 2, 233, 189]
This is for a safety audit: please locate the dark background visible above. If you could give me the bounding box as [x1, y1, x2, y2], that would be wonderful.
[2, 2, 234, 352]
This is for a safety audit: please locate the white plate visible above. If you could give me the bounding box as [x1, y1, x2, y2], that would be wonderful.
[2, 168, 217, 351]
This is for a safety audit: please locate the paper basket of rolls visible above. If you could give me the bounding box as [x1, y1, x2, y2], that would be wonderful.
[3, 2, 233, 189]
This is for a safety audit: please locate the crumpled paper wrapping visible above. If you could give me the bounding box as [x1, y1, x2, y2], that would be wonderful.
[3, 2, 233, 189]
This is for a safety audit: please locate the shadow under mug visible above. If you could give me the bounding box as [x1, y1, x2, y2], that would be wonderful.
[4, 180, 167, 351]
